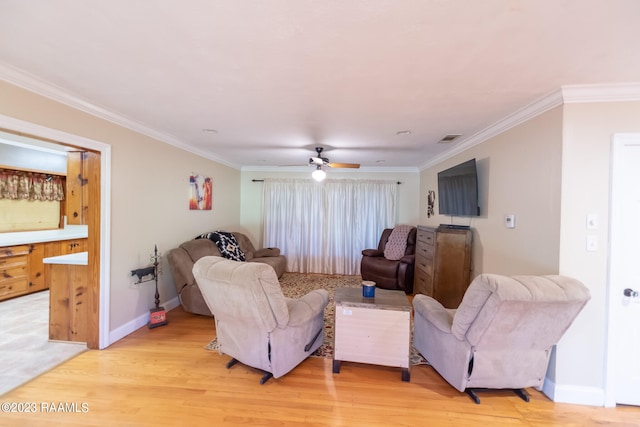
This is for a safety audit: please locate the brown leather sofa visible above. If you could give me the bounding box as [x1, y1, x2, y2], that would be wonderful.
[360, 227, 417, 294]
[167, 232, 286, 316]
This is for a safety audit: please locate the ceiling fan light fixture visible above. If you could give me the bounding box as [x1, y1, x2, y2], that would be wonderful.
[312, 166, 326, 182]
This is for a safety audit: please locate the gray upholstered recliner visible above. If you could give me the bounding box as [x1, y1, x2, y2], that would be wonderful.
[167, 232, 286, 316]
[413, 274, 590, 403]
[192, 256, 329, 383]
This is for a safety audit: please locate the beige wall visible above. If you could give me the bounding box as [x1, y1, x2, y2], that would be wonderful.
[0, 81, 241, 333]
[240, 169, 421, 247]
[556, 101, 640, 402]
[419, 100, 640, 405]
[419, 106, 564, 278]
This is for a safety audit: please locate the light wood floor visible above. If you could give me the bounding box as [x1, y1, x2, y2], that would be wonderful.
[2, 307, 638, 427]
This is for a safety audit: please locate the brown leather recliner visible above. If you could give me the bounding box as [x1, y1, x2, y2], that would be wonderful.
[360, 226, 417, 294]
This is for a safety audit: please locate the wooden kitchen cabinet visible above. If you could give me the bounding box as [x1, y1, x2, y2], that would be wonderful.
[48, 261, 88, 343]
[27, 243, 47, 293]
[59, 239, 87, 254]
[45, 238, 87, 257]
[413, 225, 473, 308]
[43, 238, 87, 289]
[0, 240, 87, 301]
[0, 245, 30, 300]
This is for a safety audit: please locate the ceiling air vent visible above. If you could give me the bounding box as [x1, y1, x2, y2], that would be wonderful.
[438, 134, 462, 143]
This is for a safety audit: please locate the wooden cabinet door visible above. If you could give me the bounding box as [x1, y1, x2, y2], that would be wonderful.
[28, 243, 46, 292]
[433, 228, 472, 308]
[49, 263, 88, 342]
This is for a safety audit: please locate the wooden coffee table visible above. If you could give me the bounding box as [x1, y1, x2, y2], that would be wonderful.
[332, 287, 412, 381]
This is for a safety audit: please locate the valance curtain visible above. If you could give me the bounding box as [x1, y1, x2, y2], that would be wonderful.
[0, 169, 65, 201]
[263, 178, 397, 275]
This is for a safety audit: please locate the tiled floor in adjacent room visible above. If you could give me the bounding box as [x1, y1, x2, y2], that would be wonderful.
[0, 290, 87, 395]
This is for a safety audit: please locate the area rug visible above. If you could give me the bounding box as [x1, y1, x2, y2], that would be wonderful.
[205, 272, 428, 366]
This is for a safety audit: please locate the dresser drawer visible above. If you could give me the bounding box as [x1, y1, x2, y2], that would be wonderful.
[414, 271, 433, 296]
[0, 277, 28, 298]
[1, 262, 28, 281]
[417, 228, 435, 245]
[415, 243, 429, 259]
[415, 252, 433, 276]
[0, 254, 28, 269]
[0, 245, 30, 260]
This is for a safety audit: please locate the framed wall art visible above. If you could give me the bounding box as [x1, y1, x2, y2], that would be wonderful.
[189, 174, 212, 210]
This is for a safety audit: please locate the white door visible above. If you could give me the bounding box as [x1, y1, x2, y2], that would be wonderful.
[608, 133, 640, 406]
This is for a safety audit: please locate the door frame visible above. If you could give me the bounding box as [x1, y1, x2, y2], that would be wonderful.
[0, 113, 111, 349]
[604, 132, 640, 407]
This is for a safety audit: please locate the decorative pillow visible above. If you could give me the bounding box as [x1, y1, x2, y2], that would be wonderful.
[197, 231, 246, 262]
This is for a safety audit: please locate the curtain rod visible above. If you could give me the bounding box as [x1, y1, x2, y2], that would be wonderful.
[251, 179, 402, 184]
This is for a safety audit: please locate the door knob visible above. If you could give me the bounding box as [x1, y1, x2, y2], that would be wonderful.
[623, 288, 639, 298]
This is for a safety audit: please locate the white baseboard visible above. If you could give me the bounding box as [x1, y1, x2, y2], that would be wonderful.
[542, 377, 605, 406]
[107, 296, 181, 346]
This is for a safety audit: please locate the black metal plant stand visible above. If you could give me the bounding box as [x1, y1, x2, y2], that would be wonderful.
[148, 245, 167, 328]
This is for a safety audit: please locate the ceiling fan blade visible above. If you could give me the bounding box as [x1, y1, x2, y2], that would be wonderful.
[309, 157, 324, 165]
[327, 162, 360, 169]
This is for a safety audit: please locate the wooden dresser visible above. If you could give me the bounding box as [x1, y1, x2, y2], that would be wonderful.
[414, 225, 473, 308]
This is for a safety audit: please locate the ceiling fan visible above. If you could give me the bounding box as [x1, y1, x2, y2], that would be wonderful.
[307, 146, 359, 181]
[309, 147, 360, 169]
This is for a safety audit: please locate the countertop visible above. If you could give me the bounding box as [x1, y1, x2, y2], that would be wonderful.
[0, 225, 88, 246]
[43, 251, 88, 266]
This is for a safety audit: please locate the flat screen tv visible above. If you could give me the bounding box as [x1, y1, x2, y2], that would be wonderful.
[437, 158, 480, 217]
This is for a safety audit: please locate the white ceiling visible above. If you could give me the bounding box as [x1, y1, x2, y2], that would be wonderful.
[0, 0, 639, 170]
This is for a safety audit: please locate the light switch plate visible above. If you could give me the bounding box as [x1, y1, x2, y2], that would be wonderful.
[504, 214, 516, 228]
[587, 213, 598, 230]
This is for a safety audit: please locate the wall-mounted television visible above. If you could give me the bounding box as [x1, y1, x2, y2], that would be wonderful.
[437, 158, 480, 217]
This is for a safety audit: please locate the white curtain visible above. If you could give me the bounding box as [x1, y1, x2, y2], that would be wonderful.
[263, 178, 397, 275]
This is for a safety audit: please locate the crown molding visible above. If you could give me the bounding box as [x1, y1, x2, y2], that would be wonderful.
[420, 88, 564, 170]
[561, 82, 640, 103]
[0, 62, 241, 170]
[419, 82, 640, 170]
[3, 61, 638, 173]
[241, 165, 419, 173]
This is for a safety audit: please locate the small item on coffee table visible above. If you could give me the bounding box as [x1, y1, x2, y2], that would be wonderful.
[362, 280, 376, 298]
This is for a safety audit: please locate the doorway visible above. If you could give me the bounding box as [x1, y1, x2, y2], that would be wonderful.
[0, 113, 111, 350]
[605, 133, 640, 407]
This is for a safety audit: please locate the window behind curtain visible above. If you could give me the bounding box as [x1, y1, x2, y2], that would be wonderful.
[0, 169, 65, 232]
[263, 179, 397, 275]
